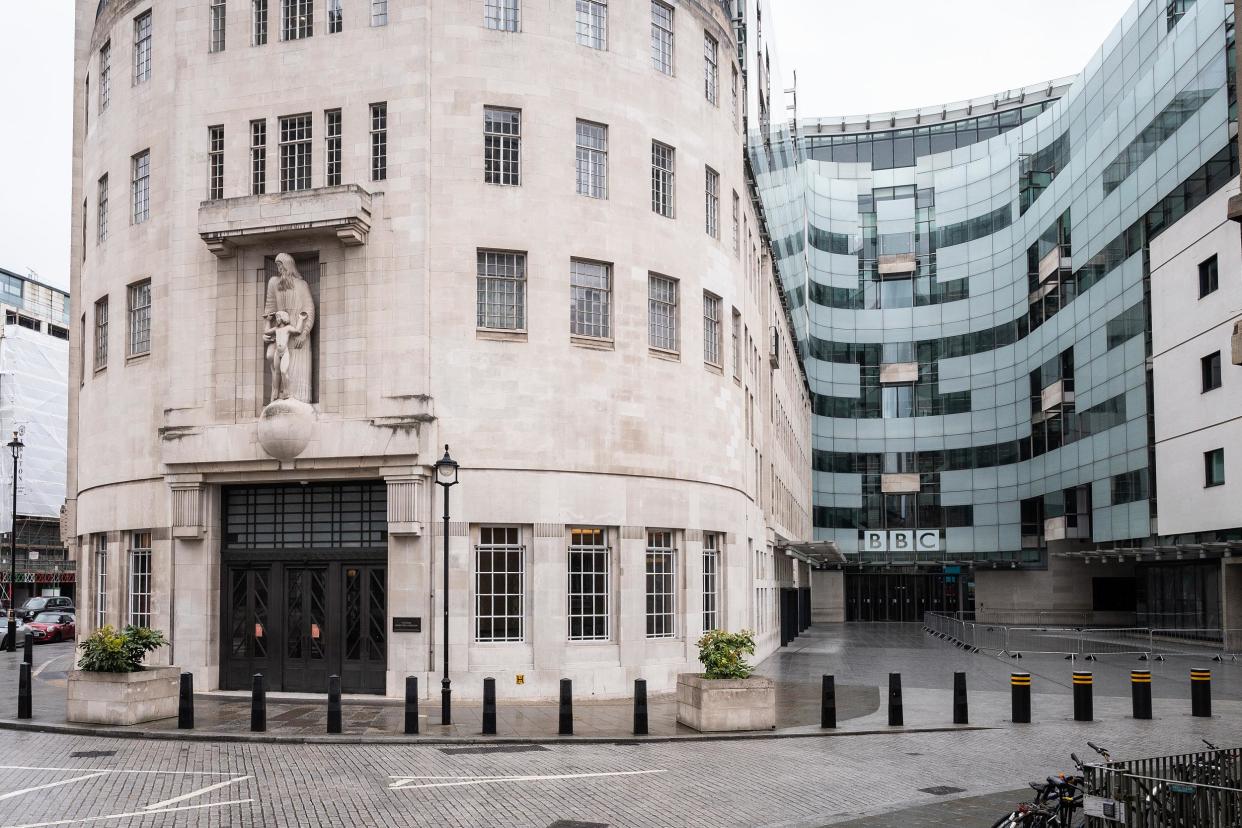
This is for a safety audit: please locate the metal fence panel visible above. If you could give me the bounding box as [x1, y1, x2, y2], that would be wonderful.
[1078, 628, 1151, 658]
[1004, 626, 1082, 656]
[1083, 747, 1242, 827]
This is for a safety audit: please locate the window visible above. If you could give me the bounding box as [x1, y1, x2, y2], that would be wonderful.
[703, 32, 718, 105]
[370, 0, 387, 26]
[128, 532, 152, 628]
[1202, 351, 1222, 392]
[576, 0, 606, 50]
[96, 175, 109, 243]
[324, 109, 341, 186]
[575, 120, 607, 199]
[131, 150, 150, 224]
[98, 41, 111, 112]
[210, 0, 227, 52]
[250, 119, 267, 194]
[281, 0, 313, 40]
[645, 531, 676, 639]
[1199, 255, 1219, 298]
[208, 125, 224, 200]
[705, 166, 719, 238]
[651, 141, 674, 217]
[570, 259, 611, 339]
[732, 190, 740, 255]
[279, 113, 312, 191]
[94, 297, 108, 370]
[702, 533, 720, 632]
[882, 385, 914, 418]
[475, 526, 523, 642]
[485, 0, 520, 31]
[703, 292, 722, 365]
[328, 0, 342, 32]
[731, 64, 739, 125]
[483, 107, 520, 186]
[48, 325, 69, 341]
[370, 102, 387, 181]
[94, 535, 108, 628]
[78, 313, 86, 384]
[648, 274, 678, 351]
[476, 250, 526, 330]
[732, 308, 741, 379]
[128, 280, 151, 357]
[133, 11, 152, 85]
[252, 0, 268, 45]
[1205, 448, 1226, 487]
[651, 2, 673, 75]
[568, 528, 609, 641]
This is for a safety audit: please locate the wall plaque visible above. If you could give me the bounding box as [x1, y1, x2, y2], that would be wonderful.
[392, 617, 422, 633]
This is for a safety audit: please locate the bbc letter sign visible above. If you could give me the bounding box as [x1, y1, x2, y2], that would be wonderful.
[860, 530, 941, 552]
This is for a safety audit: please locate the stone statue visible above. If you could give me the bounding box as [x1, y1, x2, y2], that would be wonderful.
[262, 253, 316, 403]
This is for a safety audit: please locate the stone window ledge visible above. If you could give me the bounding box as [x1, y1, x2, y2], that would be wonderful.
[198, 185, 373, 257]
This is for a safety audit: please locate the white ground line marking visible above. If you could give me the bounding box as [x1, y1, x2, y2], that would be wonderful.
[388, 769, 666, 790]
[32, 653, 70, 679]
[0, 773, 110, 802]
[0, 766, 237, 777]
[0, 798, 254, 828]
[142, 775, 252, 810]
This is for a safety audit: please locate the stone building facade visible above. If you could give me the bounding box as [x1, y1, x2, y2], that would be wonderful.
[68, 0, 812, 699]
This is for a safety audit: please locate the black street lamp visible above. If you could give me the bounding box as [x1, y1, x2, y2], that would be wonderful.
[6, 431, 22, 653]
[433, 444, 459, 725]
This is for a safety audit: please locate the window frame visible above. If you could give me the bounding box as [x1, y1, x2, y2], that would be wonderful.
[133, 11, 152, 85]
[328, 0, 342, 33]
[208, 125, 225, 200]
[651, 1, 674, 75]
[485, 0, 520, 31]
[127, 279, 152, 358]
[570, 258, 612, 340]
[483, 106, 521, 186]
[1199, 254, 1219, 298]
[645, 530, 677, 639]
[95, 534, 108, 629]
[370, 102, 387, 182]
[568, 527, 610, 642]
[474, 526, 524, 643]
[280, 0, 313, 41]
[476, 249, 527, 332]
[1201, 350, 1222, 393]
[648, 273, 679, 353]
[324, 108, 342, 187]
[96, 174, 109, 244]
[575, 119, 608, 199]
[278, 112, 313, 192]
[702, 533, 720, 633]
[210, 0, 227, 53]
[99, 40, 111, 112]
[131, 150, 150, 224]
[128, 532, 152, 628]
[705, 166, 719, 238]
[1205, 447, 1226, 487]
[703, 291, 722, 366]
[252, 0, 269, 45]
[250, 119, 267, 195]
[703, 31, 718, 105]
[371, 0, 388, 27]
[575, 0, 607, 50]
[651, 141, 675, 218]
[93, 296, 109, 371]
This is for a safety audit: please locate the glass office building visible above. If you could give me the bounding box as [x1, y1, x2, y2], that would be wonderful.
[748, 0, 1238, 619]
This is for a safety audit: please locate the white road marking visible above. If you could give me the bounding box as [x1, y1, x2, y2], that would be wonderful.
[388, 769, 666, 790]
[142, 775, 251, 810]
[32, 653, 71, 679]
[0, 765, 237, 777]
[0, 798, 253, 828]
[0, 773, 110, 802]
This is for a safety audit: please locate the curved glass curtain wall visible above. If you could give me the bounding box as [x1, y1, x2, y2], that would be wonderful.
[750, 0, 1237, 566]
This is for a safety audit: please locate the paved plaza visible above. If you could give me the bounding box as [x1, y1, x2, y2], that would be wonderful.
[0, 624, 1238, 825]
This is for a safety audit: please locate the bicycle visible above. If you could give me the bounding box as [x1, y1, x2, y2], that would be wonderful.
[991, 762, 1085, 827]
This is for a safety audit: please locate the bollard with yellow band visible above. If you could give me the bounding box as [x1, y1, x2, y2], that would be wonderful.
[1073, 671, 1093, 722]
[1011, 672, 1031, 723]
[1191, 668, 1212, 718]
[1131, 670, 1152, 719]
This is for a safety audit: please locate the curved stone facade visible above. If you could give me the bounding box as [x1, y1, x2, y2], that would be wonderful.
[69, 0, 811, 698]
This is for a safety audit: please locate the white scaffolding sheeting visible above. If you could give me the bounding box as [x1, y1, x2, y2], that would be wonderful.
[0, 326, 68, 532]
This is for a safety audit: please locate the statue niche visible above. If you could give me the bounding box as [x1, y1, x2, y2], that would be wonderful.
[256, 252, 317, 462]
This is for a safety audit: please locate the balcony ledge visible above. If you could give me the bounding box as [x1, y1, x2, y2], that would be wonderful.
[198, 185, 373, 257]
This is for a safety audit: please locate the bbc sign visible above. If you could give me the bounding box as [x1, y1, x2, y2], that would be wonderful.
[861, 530, 941, 553]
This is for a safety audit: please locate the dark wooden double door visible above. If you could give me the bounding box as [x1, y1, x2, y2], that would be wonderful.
[845, 572, 973, 622]
[222, 557, 387, 694]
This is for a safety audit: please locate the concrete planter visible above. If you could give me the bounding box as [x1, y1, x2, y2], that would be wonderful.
[676, 673, 776, 732]
[67, 666, 180, 726]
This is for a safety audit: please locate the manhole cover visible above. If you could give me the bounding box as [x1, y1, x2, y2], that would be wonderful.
[547, 822, 608, 828]
[919, 786, 966, 796]
[439, 744, 549, 755]
[69, 751, 116, 758]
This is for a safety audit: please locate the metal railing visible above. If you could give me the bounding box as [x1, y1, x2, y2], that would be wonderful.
[1083, 746, 1242, 827]
[924, 612, 1242, 659]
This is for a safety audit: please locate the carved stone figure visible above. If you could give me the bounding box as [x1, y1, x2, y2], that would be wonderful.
[262, 253, 316, 403]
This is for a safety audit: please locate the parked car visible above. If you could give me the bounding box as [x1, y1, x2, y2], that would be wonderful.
[17, 596, 74, 623]
[0, 620, 31, 651]
[28, 612, 75, 643]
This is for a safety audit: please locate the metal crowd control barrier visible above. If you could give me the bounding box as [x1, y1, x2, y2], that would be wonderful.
[1082, 746, 1242, 827]
[1079, 628, 1153, 659]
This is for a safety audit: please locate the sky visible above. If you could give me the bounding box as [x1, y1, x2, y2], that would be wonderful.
[0, 0, 1134, 293]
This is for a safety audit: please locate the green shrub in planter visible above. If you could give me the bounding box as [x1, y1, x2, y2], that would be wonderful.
[77, 625, 168, 673]
[696, 628, 756, 679]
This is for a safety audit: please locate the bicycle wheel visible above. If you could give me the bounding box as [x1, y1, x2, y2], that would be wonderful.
[989, 812, 1023, 828]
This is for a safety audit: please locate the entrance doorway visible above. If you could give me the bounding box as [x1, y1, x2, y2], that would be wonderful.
[844, 571, 974, 622]
[218, 482, 389, 694]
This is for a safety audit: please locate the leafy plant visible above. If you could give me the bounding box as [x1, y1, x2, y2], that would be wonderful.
[696, 628, 756, 679]
[77, 625, 168, 673]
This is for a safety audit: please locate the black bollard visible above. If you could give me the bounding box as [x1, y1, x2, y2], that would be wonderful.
[952, 671, 968, 725]
[178, 672, 194, 729]
[821, 674, 837, 729]
[1073, 671, 1093, 722]
[1191, 668, 1212, 718]
[558, 678, 573, 735]
[22, 631, 32, 665]
[327, 674, 342, 734]
[633, 679, 648, 736]
[888, 673, 903, 727]
[482, 677, 497, 735]
[17, 662, 31, 720]
[250, 673, 266, 732]
[404, 675, 419, 735]
[1131, 670, 1152, 720]
[1011, 672, 1031, 723]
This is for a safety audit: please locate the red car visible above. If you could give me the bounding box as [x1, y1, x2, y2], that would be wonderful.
[28, 612, 75, 643]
